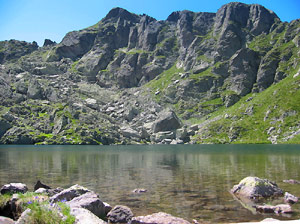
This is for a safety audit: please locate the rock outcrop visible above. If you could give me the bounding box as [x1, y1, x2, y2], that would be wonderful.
[0, 2, 299, 145]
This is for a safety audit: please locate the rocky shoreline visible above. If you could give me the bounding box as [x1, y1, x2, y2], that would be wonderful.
[1, 177, 300, 223]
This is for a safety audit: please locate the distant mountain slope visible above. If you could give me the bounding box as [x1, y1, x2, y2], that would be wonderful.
[0, 2, 299, 144]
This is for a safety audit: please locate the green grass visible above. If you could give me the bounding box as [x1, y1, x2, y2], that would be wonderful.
[0, 194, 11, 208]
[194, 66, 300, 144]
[144, 64, 183, 100]
[24, 201, 75, 224]
[70, 60, 80, 73]
[0, 192, 75, 224]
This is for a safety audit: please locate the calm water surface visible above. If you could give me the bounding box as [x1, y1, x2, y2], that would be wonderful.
[1, 144, 300, 223]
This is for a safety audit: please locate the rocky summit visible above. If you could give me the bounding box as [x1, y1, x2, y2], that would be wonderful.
[0, 2, 300, 145]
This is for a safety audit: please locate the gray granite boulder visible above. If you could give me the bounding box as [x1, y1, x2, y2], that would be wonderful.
[231, 177, 284, 200]
[66, 192, 106, 218]
[70, 207, 107, 224]
[0, 183, 28, 195]
[152, 110, 182, 133]
[131, 212, 191, 224]
[0, 216, 15, 224]
[50, 184, 90, 203]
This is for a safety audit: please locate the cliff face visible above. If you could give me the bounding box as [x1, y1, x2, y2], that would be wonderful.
[0, 2, 300, 144]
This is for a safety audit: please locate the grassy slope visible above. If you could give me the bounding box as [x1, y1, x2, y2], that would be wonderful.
[193, 67, 300, 144]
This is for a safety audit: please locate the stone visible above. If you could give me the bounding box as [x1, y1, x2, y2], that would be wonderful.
[0, 216, 15, 224]
[15, 208, 32, 224]
[131, 212, 191, 224]
[43, 39, 56, 47]
[50, 184, 90, 203]
[124, 107, 139, 122]
[107, 205, 133, 223]
[66, 192, 106, 218]
[70, 207, 107, 224]
[103, 202, 112, 215]
[267, 127, 276, 135]
[176, 128, 188, 140]
[34, 180, 51, 191]
[283, 179, 300, 184]
[52, 30, 97, 61]
[152, 110, 182, 133]
[0, 120, 12, 138]
[0, 183, 28, 195]
[284, 192, 298, 204]
[224, 93, 240, 107]
[85, 98, 98, 109]
[255, 204, 293, 214]
[33, 64, 62, 76]
[260, 218, 280, 222]
[132, 188, 147, 193]
[170, 139, 184, 144]
[35, 188, 49, 194]
[120, 127, 141, 139]
[231, 177, 284, 200]
[27, 79, 44, 100]
[47, 187, 64, 197]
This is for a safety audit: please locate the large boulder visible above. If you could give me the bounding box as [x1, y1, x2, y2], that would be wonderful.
[231, 177, 284, 200]
[34, 180, 51, 191]
[120, 126, 141, 139]
[66, 192, 106, 218]
[0, 183, 28, 195]
[0, 216, 15, 224]
[27, 79, 44, 100]
[50, 184, 90, 203]
[152, 110, 182, 133]
[0, 120, 12, 138]
[284, 192, 298, 204]
[107, 205, 133, 223]
[131, 212, 191, 224]
[255, 204, 293, 214]
[70, 207, 107, 224]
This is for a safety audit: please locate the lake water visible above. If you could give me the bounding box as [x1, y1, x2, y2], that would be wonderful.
[1, 144, 300, 223]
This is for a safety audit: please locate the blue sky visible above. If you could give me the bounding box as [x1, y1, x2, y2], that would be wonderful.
[0, 0, 299, 46]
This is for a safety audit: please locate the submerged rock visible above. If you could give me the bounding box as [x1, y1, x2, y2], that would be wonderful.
[231, 176, 283, 200]
[132, 188, 147, 193]
[283, 179, 300, 184]
[131, 212, 191, 224]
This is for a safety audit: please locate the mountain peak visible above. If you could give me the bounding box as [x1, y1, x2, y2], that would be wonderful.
[104, 7, 139, 22]
[214, 2, 279, 36]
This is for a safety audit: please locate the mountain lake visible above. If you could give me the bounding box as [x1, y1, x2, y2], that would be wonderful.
[1, 144, 300, 223]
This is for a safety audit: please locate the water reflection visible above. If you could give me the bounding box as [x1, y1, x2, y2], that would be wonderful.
[1, 144, 300, 223]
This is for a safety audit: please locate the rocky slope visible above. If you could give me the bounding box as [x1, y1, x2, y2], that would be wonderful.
[0, 2, 299, 144]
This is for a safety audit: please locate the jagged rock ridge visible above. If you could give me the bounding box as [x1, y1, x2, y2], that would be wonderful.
[0, 2, 299, 144]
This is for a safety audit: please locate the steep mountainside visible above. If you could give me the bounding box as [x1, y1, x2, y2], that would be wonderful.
[0, 2, 299, 144]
